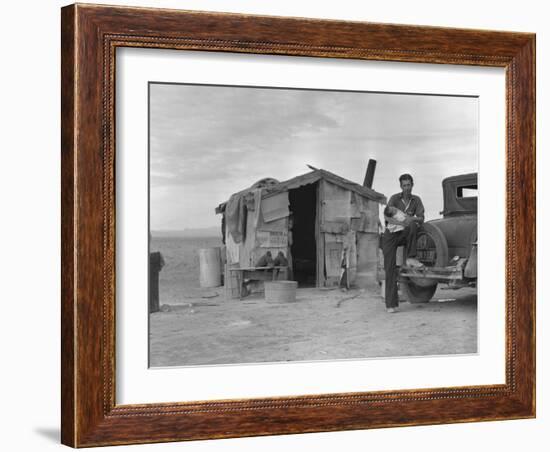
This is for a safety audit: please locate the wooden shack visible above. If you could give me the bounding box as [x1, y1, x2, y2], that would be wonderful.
[215, 168, 386, 298]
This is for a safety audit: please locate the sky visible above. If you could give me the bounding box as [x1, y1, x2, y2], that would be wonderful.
[149, 83, 478, 231]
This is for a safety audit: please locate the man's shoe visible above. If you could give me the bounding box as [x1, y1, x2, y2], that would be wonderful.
[406, 258, 424, 268]
[386, 307, 398, 313]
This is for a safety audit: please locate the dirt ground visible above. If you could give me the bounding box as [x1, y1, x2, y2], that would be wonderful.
[149, 285, 477, 367]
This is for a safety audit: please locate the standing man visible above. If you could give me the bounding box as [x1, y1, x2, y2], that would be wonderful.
[382, 174, 425, 313]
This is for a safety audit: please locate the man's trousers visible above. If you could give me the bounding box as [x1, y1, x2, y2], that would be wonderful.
[382, 222, 419, 308]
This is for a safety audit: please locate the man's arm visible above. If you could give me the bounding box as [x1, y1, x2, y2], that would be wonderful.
[410, 197, 425, 224]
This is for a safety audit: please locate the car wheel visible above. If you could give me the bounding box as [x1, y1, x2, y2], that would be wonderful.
[408, 222, 449, 288]
[401, 223, 448, 303]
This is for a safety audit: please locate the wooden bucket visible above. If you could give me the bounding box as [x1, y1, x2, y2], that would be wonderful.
[264, 281, 298, 303]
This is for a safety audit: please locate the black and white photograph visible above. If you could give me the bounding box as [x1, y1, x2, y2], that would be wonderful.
[148, 83, 479, 367]
[2, 0, 543, 450]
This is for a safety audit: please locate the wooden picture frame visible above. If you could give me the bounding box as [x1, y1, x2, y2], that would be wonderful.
[61, 3, 535, 447]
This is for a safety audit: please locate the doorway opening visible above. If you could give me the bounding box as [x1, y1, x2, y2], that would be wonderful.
[288, 183, 317, 287]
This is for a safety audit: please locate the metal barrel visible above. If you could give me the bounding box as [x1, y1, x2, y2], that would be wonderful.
[198, 247, 222, 288]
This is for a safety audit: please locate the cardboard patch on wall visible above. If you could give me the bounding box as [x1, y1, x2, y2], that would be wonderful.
[323, 198, 351, 222]
[261, 192, 290, 223]
[321, 221, 350, 234]
[324, 241, 343, 278]
[257, 230, 288, 248]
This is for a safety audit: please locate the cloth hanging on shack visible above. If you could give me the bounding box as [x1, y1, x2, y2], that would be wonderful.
[225, 193, 248, 244]
[250, 189, 262, 230]
[225, 231, 240, 264]
[338, 231, 356, 288]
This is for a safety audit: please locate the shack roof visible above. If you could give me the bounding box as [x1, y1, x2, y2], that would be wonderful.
[216, 168, 386, 214]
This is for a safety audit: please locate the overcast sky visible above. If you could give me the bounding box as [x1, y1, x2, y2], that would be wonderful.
[149, 83, 478, 231]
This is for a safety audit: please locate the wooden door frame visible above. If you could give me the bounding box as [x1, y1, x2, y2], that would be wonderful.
[316, 180, 325, 287]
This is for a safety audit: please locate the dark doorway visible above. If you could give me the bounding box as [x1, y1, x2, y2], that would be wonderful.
[288, 183, 317, 287]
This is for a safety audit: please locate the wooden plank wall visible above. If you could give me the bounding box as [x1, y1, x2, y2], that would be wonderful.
[320, 181, 380, 288]
[316, 181, 325, 287]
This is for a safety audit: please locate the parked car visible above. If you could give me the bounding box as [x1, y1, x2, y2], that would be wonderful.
[399, 173, 478, 303]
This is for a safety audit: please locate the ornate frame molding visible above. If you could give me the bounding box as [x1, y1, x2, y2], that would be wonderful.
[62, 4, 535, 447]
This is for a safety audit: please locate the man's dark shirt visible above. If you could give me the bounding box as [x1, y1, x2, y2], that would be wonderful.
[385, 193, 425, 228]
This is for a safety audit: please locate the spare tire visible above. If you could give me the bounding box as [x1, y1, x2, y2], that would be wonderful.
[402, 222, 448, 303]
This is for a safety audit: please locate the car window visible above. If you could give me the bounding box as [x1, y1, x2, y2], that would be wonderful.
[457, 185, 477, 198]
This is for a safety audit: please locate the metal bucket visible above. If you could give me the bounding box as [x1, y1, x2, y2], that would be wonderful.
[264, 281, 298, 303]
[198, 247, 222, 288]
